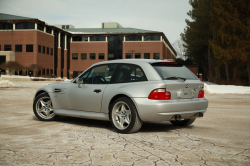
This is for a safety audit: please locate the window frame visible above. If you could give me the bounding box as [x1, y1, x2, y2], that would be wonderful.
[90, 53, 96, 60]
[4, 45, 12, 51]
[72, 53, 78, 59]
[144, 53, 150, 59]
[99, 53, 105, 59]
[26, 44, 33, 52]
[15, 45, 22, 52]
[81, 53, 87, 60]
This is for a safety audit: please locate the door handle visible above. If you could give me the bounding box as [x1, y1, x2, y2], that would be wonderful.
[54, 89, 62, 92]
[94, 89, 101, 93]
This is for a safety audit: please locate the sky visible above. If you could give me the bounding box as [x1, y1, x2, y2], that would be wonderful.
[0, 0, 192, 43]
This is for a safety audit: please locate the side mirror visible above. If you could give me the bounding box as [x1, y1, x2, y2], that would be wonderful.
[77, 78, 84, 88]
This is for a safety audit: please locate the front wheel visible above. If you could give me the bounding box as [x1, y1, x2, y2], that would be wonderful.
[110, 97, 143, 134]
[33, 93, 58, 121]
[170, 118, 196, 126]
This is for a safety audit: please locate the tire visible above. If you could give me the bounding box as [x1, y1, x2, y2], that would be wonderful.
[33, 93, 58, 121]
[170, 118, 196, 126]
[110, 97, 143, 134]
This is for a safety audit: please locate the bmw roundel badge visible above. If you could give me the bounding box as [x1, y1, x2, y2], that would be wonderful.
[185, 84, 188, 88]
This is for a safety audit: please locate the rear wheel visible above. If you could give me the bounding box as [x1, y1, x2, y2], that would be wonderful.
[170, 118, 196, 126]
[110, 97, 143, 134]
[33, 93, 58, 121]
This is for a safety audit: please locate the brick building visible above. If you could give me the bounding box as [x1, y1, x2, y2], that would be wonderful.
[0, 13, 177, 79]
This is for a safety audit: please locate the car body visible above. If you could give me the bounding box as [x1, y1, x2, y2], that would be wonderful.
[33, 59, 208, 133]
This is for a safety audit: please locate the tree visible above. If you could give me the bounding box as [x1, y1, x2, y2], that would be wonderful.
[181, 0, 214, 82]
[0, 61, 23, 76]
[209, 0, 250, 85]
[171, 38, 187, 60]
[29, 64, 43, 77]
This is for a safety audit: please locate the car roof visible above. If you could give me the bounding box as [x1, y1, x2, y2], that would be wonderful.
[94, 59, 174, 65]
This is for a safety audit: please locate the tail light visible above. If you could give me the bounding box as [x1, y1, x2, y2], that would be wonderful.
[148, 88, 171, 100]
[198, 89, 204, 98]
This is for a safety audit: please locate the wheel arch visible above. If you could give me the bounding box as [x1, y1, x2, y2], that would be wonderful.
[34, 90, 49, 99]
[108, 94, 139, 119]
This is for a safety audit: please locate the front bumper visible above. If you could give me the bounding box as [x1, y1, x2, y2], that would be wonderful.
[132, 97, 208, 122]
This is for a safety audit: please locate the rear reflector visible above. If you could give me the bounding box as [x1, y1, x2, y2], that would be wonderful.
[198, 89, 204, 98]
[148, 88, 171, 100]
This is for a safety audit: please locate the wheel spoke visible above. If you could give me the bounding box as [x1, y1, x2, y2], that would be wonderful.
[40, 100, 46, 107]
[38, 108, 46, 114]
[124, 116, 130, 124]
[119, 116, 125, 128]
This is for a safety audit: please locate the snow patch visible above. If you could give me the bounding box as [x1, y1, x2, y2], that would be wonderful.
[204, 83, 250, 94]
[64, 79, 72, 82]
[0, 80, 21, 88]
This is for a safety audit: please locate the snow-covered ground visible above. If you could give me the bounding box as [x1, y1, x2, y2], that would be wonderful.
[204, 83, 250, 94]
[1, 75, 63, 80]
[0, 80, 21, 88]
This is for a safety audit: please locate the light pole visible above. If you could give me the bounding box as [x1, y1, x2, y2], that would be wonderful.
[129, 50, 136, 59]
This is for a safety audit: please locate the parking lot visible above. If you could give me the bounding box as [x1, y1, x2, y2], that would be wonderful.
[0, 81, 250, 166]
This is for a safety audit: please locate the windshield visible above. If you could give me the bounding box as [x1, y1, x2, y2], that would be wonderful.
[153, 66, 198, 80]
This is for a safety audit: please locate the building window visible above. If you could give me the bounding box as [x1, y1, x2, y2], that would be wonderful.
[16, 22, 35, 29]
[163, 54, 166, 59]
[38, 45, 41, 53]
[144, 53, 150, 59]
[126, 53, 132, 59]
[72, 36, 88, 41]
[125, 35, 142, 41]
[50, 69, 53, 75]
[26, 45, 33, 52]
[47, 47, 49, 55]
[37, 24, 44, 31]
[0, 45, 1, 51]
[144, 35, 161, 41]
[4, 45, 11, 51]
[0, 22, 13, 30]
[46, 27, 52, 34]
[90, 36, 106, 41]
[81, 53, 87, 59]
[51, 48, 53, 55]
[15, 45, 22, 52]
[90, 53, 96, 59]
[47, 69, 49, 75]
[99, 53, 105, 59]
[135, 53, 141, 59]
[153, 53, 160, 59]
[43, 46, 45, 54]
[72, 53, 78, 59]
[43, 69, 45, 75]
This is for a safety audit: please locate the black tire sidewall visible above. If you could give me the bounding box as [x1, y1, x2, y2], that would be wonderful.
[110, 97, 137, 134]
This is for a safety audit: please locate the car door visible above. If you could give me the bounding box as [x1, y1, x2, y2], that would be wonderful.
[66, 63, 117, 112]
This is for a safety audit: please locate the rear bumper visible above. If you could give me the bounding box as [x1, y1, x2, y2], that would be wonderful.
[132, 97, 208, 122]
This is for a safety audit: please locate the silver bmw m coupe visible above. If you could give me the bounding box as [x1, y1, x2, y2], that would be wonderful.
[33, 59, 208, 133]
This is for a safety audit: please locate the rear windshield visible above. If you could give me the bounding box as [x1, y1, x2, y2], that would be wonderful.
[152, 65, 198, 80]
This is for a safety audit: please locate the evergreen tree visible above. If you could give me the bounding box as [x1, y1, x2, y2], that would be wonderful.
[209, 0, 250, 84]
[181, 0, 213, 81]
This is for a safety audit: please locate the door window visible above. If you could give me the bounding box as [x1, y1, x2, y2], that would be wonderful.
[112, 64, 147, 83]
[80, 64, 117, 84]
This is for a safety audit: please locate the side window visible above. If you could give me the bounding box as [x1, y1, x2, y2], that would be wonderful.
[78, 70, 90, 83]
[113, 64, 147, 83]
[84, 64, 117, 84]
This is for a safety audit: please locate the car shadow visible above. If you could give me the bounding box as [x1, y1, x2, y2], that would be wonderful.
[32, 115, 194, 133]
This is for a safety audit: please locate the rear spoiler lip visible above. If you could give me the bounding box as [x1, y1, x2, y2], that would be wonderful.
[149, 62, 183, 66]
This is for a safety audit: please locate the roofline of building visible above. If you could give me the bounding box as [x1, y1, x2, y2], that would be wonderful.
[0, 13, 177, 56]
